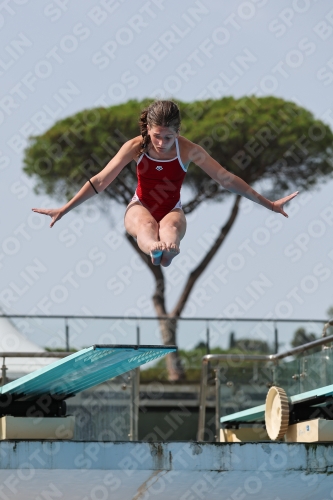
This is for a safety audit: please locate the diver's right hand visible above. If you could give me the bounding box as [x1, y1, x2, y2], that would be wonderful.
[32, 207, 64, 228]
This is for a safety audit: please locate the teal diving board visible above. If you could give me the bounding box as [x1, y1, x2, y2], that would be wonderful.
[220, 383, 333, 425]
[220, 404, 265, 424]
[0, 345, 176, 401]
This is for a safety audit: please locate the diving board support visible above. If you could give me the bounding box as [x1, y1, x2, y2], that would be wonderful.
[129, 367, 140, 441]
[0, 416, 75, 440]
[285, 418, 333, 443]
[220, 419, 333, 443]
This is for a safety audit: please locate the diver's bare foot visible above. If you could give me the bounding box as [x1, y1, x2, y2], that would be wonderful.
[160, 243, 179, 267]
[150, 242, 166, 266]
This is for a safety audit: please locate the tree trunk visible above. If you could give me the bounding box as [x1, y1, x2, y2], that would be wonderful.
[158, 316, 184, 381]
[125, 235, 186, 381]
[125, 195, 241, 381]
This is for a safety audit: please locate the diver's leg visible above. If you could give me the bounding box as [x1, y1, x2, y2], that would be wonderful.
[158, 209, 187, 267]
[125, 202, 165, 265]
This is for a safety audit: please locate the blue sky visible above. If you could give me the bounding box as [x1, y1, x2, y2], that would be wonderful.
[1, 0, 333, 349]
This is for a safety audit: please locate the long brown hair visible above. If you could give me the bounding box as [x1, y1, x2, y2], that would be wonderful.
[138, 100, 181, 156]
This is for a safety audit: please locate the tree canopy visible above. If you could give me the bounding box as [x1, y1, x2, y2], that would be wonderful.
[24, 96, 333, 211]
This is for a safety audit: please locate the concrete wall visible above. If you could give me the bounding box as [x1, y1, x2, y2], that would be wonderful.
[0, 441, 332, 499]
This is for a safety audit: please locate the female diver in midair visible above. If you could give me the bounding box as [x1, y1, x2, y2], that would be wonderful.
[33, 100, 298, 267]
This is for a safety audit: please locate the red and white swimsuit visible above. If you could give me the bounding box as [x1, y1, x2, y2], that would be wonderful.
[132, 138, 188, 222]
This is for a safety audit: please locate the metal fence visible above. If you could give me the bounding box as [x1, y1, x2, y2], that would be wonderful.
[0, 314, 329, 354]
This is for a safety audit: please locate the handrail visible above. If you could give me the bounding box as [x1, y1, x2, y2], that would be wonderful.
[0, 314, 327, 322]
[197, 331, 333, 441]
[271, 328, 333, 360]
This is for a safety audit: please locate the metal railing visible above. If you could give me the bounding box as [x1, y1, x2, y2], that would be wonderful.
[0, 314, 329, 353]
[0, 351, 140, 441]
[197, 320, 333, 441]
